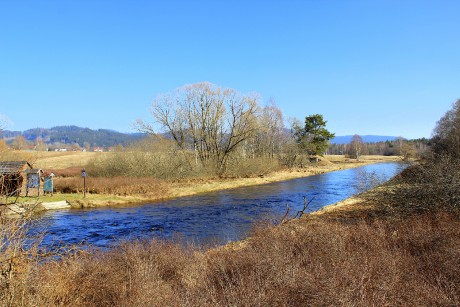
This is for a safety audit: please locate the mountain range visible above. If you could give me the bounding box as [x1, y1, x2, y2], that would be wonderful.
[1, 126, 147, 148]
[1, 126, 401, 148]
[329, 135, 399, 145]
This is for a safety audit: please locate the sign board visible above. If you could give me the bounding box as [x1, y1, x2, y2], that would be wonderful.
[27, 173, 39, 189]
[81, 171, 87, 177]
[43, 176, 53, 192]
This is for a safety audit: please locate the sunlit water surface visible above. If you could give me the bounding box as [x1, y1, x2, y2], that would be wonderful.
[35, 162, 405, 248]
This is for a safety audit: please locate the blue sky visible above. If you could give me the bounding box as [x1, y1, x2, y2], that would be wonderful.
[0, 1, 459, 139]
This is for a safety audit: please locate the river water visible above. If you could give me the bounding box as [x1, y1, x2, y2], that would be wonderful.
[36, 162, 404, 248]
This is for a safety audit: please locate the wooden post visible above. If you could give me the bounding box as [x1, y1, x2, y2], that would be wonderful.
[81, 169, 87, 198]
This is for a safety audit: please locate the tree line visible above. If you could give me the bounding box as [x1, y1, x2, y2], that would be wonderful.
[328, 136, 430, 160]
[136, 82, 335, 175]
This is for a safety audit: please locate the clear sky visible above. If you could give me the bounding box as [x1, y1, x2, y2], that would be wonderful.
[0, 1, 459, 139]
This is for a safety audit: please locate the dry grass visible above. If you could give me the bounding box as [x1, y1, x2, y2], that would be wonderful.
[46, 166, 83, 177]
[2, 213, 458, 306]
[1, 150, 102, 169]
[33, 151, 103, 169]
[0, 150, 39, 165]
[326, 154, 402, 163]
[54, 176, 169, 197]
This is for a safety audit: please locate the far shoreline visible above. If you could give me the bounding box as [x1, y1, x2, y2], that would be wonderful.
[46, 155, 402, 210]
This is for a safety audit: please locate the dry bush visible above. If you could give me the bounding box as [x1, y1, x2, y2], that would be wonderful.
[87, 150, 196, 180]
[224, 157, 282, 178]
[54, 176, 169, 196]
[0, 214, 49, 305]
[355, 169, 387, 193]
[27, 241, 195, 306]
[367, 156, 460, 216]
[4, 213, 459, 306]
[195, 214, 460, 306]
[87, 145, 286, 180]
[46, 167, 83, 178]
[277, 152, 327, 169]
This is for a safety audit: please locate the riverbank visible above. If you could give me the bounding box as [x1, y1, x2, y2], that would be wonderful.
[0, 155, 401, 215]
[45, 155, 400, 209]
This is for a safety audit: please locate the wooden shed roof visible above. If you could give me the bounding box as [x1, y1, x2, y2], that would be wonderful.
[0, 161, 32, 174]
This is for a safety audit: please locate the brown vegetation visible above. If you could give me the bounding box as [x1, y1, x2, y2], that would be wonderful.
[1, 212, 458, 306]
[54, 176, 169, 197]
[2, 150, 459, 305]
[365, 156, 460, 217]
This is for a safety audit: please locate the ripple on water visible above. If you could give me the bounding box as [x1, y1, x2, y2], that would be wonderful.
[35, 162, 404, 248]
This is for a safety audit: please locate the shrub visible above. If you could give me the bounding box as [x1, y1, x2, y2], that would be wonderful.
[224, 157, 282, 178]
[3, 213, 459, 306]
[54, 176, 169, 196]
[366, 156, 460, 216]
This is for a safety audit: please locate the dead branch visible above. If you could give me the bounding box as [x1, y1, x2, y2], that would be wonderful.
[281, 196, 315, 224]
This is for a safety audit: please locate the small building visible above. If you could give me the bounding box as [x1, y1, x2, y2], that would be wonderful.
[0, 161, 32, 196]
[0, 161, 46, 197]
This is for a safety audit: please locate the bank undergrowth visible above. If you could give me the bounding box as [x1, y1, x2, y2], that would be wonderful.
[1, 211, 458, 306]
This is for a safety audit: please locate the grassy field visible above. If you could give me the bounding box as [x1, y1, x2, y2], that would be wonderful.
[31, 151, 105, 169]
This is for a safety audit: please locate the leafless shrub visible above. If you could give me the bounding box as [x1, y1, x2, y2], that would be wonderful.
[431, 99, 460, 159]
[0, 207, 73, 305]
[367, 156, 460, 216]
[355, 169, 386, 193]
[87, 149, 195, 180]
[224, 157, 281, 178]
[46, 167, 82, 178]
[88, 144, 285, 180]
[5, 212, 457, 306]
[54, 176, 169, 196]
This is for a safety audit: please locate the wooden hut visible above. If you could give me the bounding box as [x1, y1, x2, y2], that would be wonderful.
[0, 161, 32, 196]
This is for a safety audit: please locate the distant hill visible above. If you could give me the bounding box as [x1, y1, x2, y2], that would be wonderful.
[330, 135, 399, 145]
[0, 128, 403, 148]
[1, 126, 147, 148]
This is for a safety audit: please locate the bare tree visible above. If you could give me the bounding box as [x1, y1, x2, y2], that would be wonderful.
[399, 142, 417, 161]
[256, 100, 284, 159]
[349, 134, 364, 161]
[143, 82, 259, 175]
[11, 136, 28, 150]
[432, 99, 460, 159]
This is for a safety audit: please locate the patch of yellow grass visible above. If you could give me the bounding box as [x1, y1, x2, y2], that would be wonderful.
[313, 196, 366, 216]
[32, 151, 109, 169]
[326, 154, 402, 163]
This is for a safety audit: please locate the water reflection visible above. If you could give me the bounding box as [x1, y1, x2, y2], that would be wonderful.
[37, 162, 403, 248]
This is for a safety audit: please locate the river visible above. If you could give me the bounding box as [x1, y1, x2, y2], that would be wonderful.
[36, 162, 404, 248]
